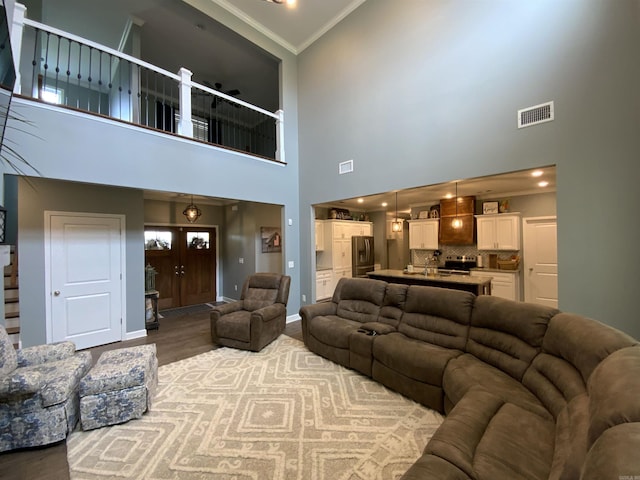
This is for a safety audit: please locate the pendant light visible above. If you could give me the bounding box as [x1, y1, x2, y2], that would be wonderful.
[391, 192, 402, 232]
[451, 182, 463, 229]
[183, 195, 202, 223]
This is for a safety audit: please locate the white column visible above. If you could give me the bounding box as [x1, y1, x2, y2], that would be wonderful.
[177, 67, 193, 138]
[275, 109, 285, 163]
[10, 3, 26, 95]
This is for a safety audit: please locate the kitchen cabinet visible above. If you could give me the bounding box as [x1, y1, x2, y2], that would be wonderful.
[332, 267, 351, 292]
[324, 221, 372, 266]
[316, 220, 373, 291]
[315, 220, 324, 251]
[349, 223, 372, 237]
[326, 220, 372, 239]
[475, 214, 521, 250]
[439, 196, 475, 245]
[470, 270, 521, 301]
[332, 238, 352, 269]
[408, 219, 439, 250]
[316, 270, 333, 300]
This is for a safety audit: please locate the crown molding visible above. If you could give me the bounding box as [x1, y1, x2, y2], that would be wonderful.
[209, 0, 367, 55]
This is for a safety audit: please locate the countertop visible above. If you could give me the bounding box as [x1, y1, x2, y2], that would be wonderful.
[470, 267, 521, 274]
[367, 269, 492, 286]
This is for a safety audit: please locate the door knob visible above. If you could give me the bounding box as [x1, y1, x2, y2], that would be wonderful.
[54, 290, 60, 296]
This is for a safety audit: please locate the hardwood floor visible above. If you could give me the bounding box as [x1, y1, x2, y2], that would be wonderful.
[0, 309, 303, 480]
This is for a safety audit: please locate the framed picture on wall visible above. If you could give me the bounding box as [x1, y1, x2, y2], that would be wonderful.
[260, 227, 282, 253]
[482, 201, 499, 214]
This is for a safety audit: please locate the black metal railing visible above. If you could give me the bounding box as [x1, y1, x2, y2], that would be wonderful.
[15, 17, 282, 161]
[190, 84, 277, 158]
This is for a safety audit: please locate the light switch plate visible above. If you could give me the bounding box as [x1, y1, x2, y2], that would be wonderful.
[288, 261, 294, 268]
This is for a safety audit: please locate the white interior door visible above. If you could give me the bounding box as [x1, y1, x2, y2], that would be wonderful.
[523, 216, 558, 308]
[46, 213, 124, 350]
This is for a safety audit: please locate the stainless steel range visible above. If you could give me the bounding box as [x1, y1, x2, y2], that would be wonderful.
[439, 256, 477, 275]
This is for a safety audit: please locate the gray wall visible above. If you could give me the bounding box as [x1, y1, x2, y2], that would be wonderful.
[297, 0, 640, 337]
[223, 202, 284, 301]
[17, 176, 144, 346]
[144, 199, 225, 227]
[143, 198, 282, 302]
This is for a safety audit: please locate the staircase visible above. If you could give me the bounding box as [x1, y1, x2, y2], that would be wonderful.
[4, 246, 19, 348]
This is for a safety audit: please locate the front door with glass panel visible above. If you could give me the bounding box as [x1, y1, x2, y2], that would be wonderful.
[144, 227, 217, 309]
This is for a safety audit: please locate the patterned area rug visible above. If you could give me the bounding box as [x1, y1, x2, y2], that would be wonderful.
[67, 336, 443, 479]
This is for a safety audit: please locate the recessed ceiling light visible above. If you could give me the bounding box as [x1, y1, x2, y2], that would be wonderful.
[381, 202, 388, 207]
[531, 170, 544, 177]
[445, 193, 453, 199]
[538, 181, 549, 187]
[357, 198, 364, 204]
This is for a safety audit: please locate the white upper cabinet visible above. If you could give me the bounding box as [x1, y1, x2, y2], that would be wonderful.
[476, 214, 521, 250]
[408, 219, 439, 250]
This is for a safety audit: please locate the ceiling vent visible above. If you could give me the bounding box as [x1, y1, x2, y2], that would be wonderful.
[518, 101, 554, 128]
[338, 159, 354, 175]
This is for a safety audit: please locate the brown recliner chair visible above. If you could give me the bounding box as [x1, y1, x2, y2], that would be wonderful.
[211, 273, 291, 352]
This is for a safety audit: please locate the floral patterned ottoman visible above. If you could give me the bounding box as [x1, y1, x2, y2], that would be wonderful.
[79, 344, 158, 430]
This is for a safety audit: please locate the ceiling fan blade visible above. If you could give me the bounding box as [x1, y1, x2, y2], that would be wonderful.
[226, 88, 240, 96]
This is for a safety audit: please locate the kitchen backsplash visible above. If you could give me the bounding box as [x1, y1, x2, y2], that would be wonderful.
[411, 246, 518, 267]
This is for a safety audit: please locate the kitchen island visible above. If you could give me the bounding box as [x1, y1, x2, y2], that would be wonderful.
[367, 269, 492, 296]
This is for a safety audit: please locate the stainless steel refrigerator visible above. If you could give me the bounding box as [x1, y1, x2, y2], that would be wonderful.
[352, 236, 374, 277]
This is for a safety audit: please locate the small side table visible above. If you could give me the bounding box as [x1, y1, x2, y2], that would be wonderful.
[145, 290, 159, 330]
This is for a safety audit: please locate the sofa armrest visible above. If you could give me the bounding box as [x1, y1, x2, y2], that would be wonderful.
[17, 341, 76, 367]
[299, 302, 337, 343]
[210, 301, 244, 322]
[0, 370, 45, 400]
[251, 303, 285, 323]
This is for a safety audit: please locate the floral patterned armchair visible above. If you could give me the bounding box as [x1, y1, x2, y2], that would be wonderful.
[0, 325, 92, 451]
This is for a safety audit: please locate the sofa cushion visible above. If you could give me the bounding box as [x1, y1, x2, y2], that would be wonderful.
[581, 423, 640, 480]
[308, 315, 362, 349]
[466, 296, 558, 381]
[522, 351, 587, 419]
[243, 290, 278, 312]
[543, 313, 638, 384]
[216, 310, 252, 342]
[547, 393, 589, 480]
[332, 278, 387, 323]
[378, 283, 409, 328]
[443, 353, 550, 419]
[587, 346, 640, 448]
[373, 332, 461, 386]
[398, 286, 474, 351]
[401, 453, 471, 480]
[6, 352, 92, 408]
[425, 389, 555, 480]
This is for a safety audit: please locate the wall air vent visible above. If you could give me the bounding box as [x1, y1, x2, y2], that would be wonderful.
[518, 101, 554, 128]
[338, 159, 354, 175]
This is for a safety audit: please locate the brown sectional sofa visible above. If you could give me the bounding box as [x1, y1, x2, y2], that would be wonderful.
[299, 277, 640, 480]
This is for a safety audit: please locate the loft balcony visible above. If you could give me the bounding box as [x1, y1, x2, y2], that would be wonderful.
[9, 5, 285, 164]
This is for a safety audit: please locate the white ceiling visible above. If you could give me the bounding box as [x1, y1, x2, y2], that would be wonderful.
[315, 166, 557, 216]
[209, 0, 368, 53]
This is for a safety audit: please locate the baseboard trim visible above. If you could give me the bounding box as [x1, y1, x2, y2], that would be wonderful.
[286, 313, 301, 324]
[125, 329, 147, 341]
